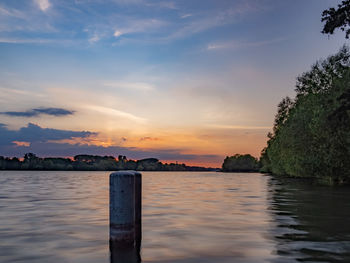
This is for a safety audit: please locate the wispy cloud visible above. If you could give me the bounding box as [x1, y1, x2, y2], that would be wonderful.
[180, 14, 192, 19]
[88, 33, 101, 43]
[139, 136, 160, 141]
[112, 0, 145, 5]
[104, 2, 264, 44]
[207, 42, 239, 50]
[113, 18, 166, 39]
[107, 3, 254, 43]
[113, 0, 177, 9]
[0, 37, 83, 46]
[0, 3, 56, 36]
[208, 124, 271, 130]
[103, 81, 155, 91]
[0, 107, 75, 117]
[0, 87, 41, 96]
[0, 5, 26, 18]
[161, 2, 262, 41]
[207, 37, 288, 51]
[0, 0, 268, 45]
[0, 37, 51, 44]
[113, 30, 123, 38]
[13, 141, 30, 147]
[34, 0, 51, 12]
[145, 1, 177, 10]
[86, 105, 147, 123]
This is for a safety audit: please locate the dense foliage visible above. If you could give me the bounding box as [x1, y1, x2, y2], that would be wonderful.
[222, 154, 260, 172]
[261, 46, 350, 184]
[0, 153, 216, 171]
[322, 0, 350, 38]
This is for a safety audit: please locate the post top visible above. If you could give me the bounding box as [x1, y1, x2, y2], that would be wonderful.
[110, 170, 141, 177]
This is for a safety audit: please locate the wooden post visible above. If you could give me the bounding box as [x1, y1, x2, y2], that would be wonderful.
[134, 172, 142, 249]
[110, 243, 141, 263]
[109, 171, 142, 248]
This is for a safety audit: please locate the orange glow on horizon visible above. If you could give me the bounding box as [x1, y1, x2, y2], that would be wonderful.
[13, 141, 30, 147]
[34, 124, 270, 167]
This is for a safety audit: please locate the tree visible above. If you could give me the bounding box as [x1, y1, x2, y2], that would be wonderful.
[273, 96, 294, 135]
[23, 153, 42, 170]
[295, 45, 350, 96]
[0, 153, 216, 171]
[262, 47, 350, 184]
[322, 0, 350, 38]
[222, 154, 260, 172]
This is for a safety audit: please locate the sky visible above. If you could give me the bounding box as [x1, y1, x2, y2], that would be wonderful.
[0, 0, 346, 167]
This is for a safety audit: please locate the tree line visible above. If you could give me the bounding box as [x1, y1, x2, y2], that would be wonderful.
[225, 46, 350, 183]
[224, 2, 350, 183]
[258, 2, 350, 184]
[260, 46, 350, 184]
[0, 153, 216, 171]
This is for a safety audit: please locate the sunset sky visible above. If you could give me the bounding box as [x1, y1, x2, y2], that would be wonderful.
[0, 0, 345, 167]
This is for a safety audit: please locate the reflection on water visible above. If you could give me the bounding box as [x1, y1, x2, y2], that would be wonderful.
[268, 177, 350, 262]
[0, 171, 350, 262]
[0, 171, 109, 263]
[141, 171, 275, 263]
[110, 240, 141, 263]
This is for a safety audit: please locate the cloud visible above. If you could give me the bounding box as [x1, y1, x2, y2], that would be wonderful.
[0, 5, 26, 18]
[163, 2, 263, 41]
[113, 30, 123, 38]
[35, 0, 51, 12]
[0, 123, 96, 147]
[145, 1, 177, 10]
[0, 123, 222, 166]
[1, 0, 266, 46]
[112, 0, 144, 5]
[139, 136, 160, 141]
[0, 38, 51, 44]
[112, 0, 176, 9]
[0, 37, 78, 46]
[207, 42, 239, 50]
[12, 141, 30, 147]
[207, 37, 287, 51]
[103, 81, 155, 91]
[88, 33, 101, 43]
[208, 124, 271, 130]
[180, 14, 192, 19]
[113, 18, 166, 39]
[85, 105, 147, 123]
[0, 107, 75, 117]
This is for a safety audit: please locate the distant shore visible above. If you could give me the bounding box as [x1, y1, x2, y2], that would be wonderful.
[0, 153, 218, 172]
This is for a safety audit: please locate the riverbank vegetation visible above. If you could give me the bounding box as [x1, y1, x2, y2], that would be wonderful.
[222, 154, 260, 172]
[259, 2, 350, 185]
[0, 153, 216, 171]
[260, 46, 350, 184]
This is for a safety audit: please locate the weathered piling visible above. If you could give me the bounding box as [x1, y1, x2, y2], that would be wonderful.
[134, 172, 142, 249]
[109, 171, 142, 248]
[110, 241, 141, 263]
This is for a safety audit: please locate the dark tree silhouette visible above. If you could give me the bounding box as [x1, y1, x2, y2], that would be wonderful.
[222, 154, 260, 172]
[0, 153, 217, 171]
[322, 0, 350, 38]
[261, 47, 350, 184]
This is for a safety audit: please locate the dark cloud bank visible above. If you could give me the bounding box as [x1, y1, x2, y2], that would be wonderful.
[0, 123, 94, 146]
[0, 123, 221, 163]
[0, 107, 74, 117]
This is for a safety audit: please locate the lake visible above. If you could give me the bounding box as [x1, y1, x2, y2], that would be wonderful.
[0, 171, 350, 263]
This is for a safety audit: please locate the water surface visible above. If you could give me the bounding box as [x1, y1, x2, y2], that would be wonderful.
[0, 171, 349, 262]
